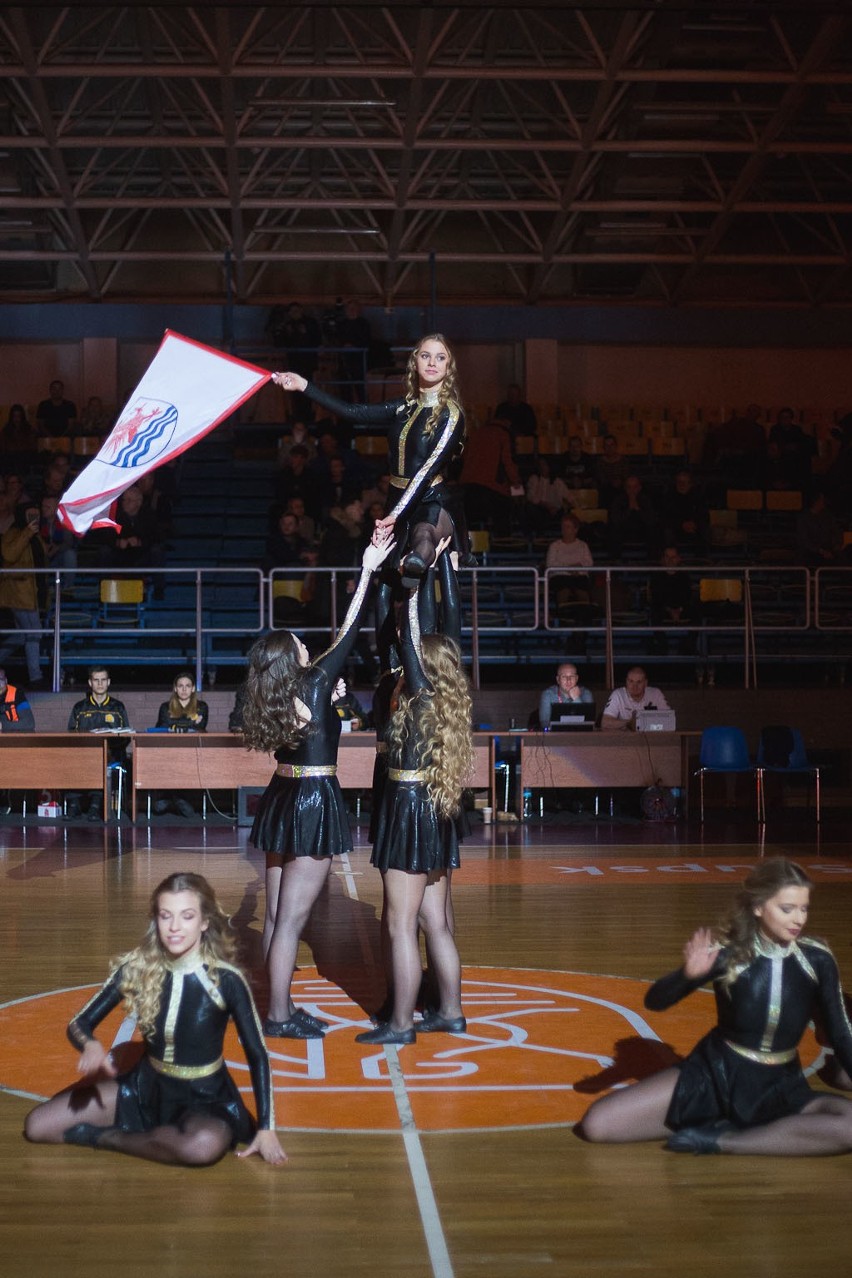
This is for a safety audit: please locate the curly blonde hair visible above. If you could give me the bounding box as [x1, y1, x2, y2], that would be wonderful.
[403, 333, 463, 438]
[386, 634, 473, 818]
[716, 857, 812, 985]
[112, 873, 240, 1037]
[241, 630, 311, 754]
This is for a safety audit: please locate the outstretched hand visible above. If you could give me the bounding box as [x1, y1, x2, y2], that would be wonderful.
[236, 1128, 288, 1166]
[363, 525, 395, 572]
[272, 371, 308, 394]
[682, 927, 720, 980]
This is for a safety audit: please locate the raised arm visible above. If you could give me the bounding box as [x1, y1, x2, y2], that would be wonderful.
[273, 372, 400, 427]
[644, 930, 725, 1011]
[313, 531, 395, 686]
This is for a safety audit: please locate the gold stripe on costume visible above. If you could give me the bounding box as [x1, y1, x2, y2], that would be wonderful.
[388, 768, 427, 782]
[276, 763, 337, 778]
[724, 1040, 797, 1066]
[390, 473, 443, 489]
[149, 1054, 224, 1079]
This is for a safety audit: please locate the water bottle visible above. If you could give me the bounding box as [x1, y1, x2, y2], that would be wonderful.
[523, 788, 533, 819]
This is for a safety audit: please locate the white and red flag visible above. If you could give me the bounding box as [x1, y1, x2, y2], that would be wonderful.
[58, 330, 270, 535]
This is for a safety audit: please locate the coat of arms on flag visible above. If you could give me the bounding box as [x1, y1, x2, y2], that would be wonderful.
[58, 330, 271, 535]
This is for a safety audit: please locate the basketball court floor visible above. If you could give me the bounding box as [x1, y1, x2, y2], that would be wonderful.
[0, 809, 849, 1278]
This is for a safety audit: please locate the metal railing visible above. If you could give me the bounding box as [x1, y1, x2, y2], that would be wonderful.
[0, 561, 836, 691]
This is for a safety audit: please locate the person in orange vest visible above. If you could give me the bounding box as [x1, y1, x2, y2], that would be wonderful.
[0, 666, 35, 732]
[0, 666, 35, 813]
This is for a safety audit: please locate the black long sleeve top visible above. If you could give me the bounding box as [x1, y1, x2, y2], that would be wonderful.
[67, 955, 275, 1129]
[645, 934, 852, 1074]
[304, 383, 464, 524]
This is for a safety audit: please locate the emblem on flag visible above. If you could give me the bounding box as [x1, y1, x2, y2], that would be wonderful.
[103, 398, 178, 469]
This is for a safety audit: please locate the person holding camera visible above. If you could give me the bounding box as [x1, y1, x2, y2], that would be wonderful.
[0, 501, 45, 685]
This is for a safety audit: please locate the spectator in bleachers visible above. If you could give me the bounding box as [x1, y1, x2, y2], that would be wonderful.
[494, 383, 537, 444]
[768, 408, 816, 491]
[608, 474, 661, 561]
[460, 417, 520, 535]
[266, 301, 322, 412]
[0, 404, 38, 462]
[563, 436, 596, 490]
[0, 479, 15, 536]
[285, 495, 316, 546]
[105, 485, 159, 570]
[661, 469, 709, 555]
[38, 453, 73, 502]
[262, 511, 316, 576]
[796, 489, 846, 566]
[271, 444, 322, 522]
[545, 512, 593, 617]
[0, 665, 35, 732]
[594, 434, 629, 508]
[78, 395, 112, 437]
[35, 380, 78, 438]
[38, 495, 77, 581]
[318, 455, 354, 524]
[525, 456, 572, 532]
[703, 403, 766, 487]
[3, 472, 33, 514]
[0, 502, 45, 686]
[650, 546, 695, 626]
[277, 417, 316, 464]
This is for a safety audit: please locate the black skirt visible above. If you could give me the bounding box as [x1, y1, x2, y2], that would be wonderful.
[371, 779, 460, 874]
[666, 1028, 815, 1131]
[115, 1056, 256, 1146]
[250, 772, 351, 860]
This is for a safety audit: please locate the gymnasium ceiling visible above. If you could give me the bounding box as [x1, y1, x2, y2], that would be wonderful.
[3, 1, 852, 310]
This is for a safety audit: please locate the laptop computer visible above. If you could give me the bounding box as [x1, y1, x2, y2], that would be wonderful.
[549, 705, 596, 732]
[635, 708, 677, 732]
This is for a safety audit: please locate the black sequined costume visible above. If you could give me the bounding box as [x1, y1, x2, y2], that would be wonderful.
[303, 383, 465, 542]
[370, 591, 459, 875]
[250, 565, 375, 861]
[646, 934, 852, 1131]
[67, 954, 275, 1144]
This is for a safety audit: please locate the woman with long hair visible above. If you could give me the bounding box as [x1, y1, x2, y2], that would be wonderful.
[357, 581, 474, 1045]
[274, 333, 466, 612]
[152, 672, 209, 817]
[156, 670, 208, 732]
[24, 872, 286, 1167]
[243, 529, 394, 1040]
[578, 858, 852, 1155]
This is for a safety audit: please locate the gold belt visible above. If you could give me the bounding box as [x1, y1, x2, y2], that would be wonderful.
[148, 1055, 223, 1080]
[276, 763, 337, 778]
[389, 767, 427, 783]
[724, 1040, 797, 1066]
[389, 474, 443, 489]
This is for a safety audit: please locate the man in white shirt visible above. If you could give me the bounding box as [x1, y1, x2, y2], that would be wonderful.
[601, 666, 670, 731]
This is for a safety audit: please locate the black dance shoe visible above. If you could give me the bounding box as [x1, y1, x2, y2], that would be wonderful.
[63, 1123, 109, 1148]
[263, 1015, 324, 1040]
[292, 1007, 329, 1032]
[400, 553, 428, 587]
[355, 1023, 415, 1046]
[665, 1120, 733, 1154]
[417, 1012, 467, 1034]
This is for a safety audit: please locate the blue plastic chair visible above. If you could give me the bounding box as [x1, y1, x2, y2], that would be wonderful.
[756, 726, 821, 824]
[695, 726, 759, 823]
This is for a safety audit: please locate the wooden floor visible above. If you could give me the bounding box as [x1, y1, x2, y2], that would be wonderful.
[1, 808, 851, 1278]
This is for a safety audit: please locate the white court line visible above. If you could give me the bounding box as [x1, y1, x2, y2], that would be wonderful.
[337, 850, 453, 1277]
[386, 1046, 455, 1278]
